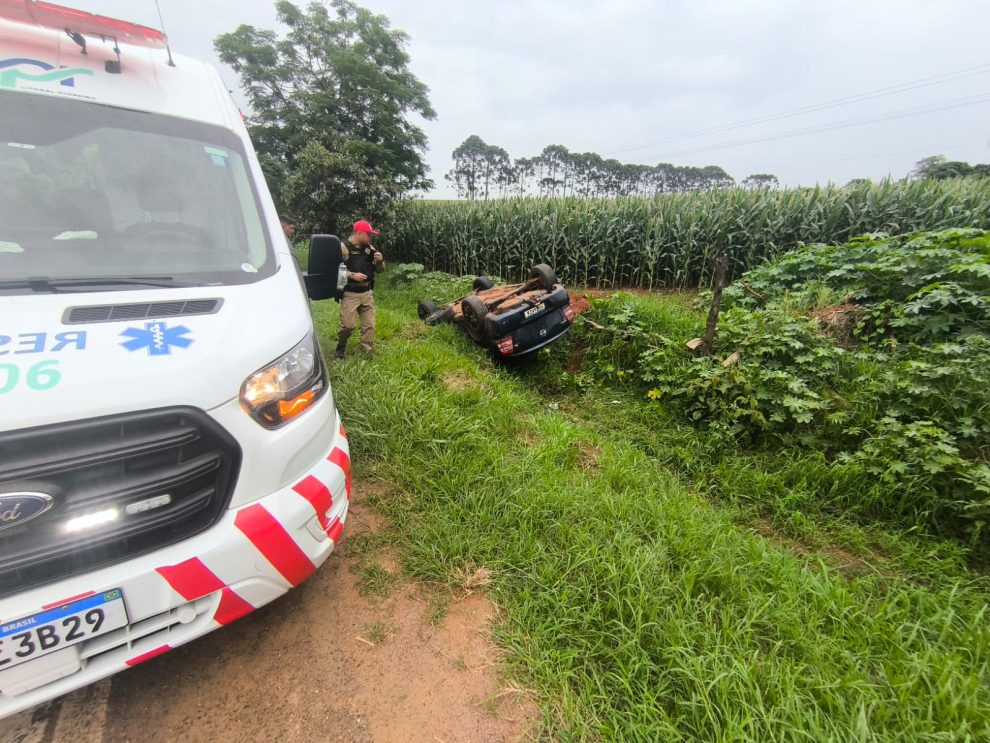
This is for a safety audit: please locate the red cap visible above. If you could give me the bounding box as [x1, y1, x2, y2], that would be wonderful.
[353, 219, 379, 235]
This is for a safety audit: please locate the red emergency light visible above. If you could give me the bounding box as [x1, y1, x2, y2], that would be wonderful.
[0, 0, 167, 48]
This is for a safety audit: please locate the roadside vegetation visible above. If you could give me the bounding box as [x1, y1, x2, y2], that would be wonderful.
[388, 177, 990, 289]
[544, 229, 990, 554]
[309, 242, 990, 741]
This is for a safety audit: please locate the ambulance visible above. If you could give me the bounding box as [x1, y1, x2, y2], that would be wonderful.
[0, 2, 350, 716]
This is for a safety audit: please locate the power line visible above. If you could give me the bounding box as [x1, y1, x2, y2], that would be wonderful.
[603, 62, 990, 156]
[632, 94, 990, 162]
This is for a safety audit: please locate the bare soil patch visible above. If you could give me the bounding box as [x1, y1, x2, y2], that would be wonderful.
[576, 441, 603, 472]
[443, 370, 477, 393]
[101, 488, 538, 743]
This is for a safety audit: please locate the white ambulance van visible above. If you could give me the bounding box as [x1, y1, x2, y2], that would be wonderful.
[0, 3, 350, 716]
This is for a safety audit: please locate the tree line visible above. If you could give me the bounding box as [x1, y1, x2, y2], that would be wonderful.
[445, 135, 779, 200]
[912, 155, 990, 181]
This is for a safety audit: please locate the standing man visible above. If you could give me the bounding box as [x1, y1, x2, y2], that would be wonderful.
[336, 219, 385, 359]
[279, 215, 296, 243]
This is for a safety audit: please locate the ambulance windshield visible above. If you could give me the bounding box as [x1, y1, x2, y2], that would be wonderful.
[0, 90, 275, 293]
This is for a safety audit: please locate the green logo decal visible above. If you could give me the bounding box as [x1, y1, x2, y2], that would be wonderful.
[0, 58, 93, 90]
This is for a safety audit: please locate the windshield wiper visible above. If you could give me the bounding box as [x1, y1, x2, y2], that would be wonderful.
[0, 277, 198, 293]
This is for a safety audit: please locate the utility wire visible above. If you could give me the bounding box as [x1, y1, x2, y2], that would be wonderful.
[603, 62, 990, 156]
[633, 94, 990, 161]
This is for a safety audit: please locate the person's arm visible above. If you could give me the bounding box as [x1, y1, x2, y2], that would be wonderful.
[373, 246, 386, 273]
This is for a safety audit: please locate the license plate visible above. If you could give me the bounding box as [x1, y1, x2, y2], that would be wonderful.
[524, 302, 546, 319]
[0, 590, 127, 670]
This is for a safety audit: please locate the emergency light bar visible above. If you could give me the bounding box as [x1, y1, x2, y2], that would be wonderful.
[0, 0, 167, 48]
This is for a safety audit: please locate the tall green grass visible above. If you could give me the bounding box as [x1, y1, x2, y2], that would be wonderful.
[387, 178, 990, 288]
[311, 277, 990, 741]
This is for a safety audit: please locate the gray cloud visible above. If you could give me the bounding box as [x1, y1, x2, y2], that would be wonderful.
[58, 1, 990, 194]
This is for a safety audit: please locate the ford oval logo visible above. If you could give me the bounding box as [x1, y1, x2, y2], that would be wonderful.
[0, 492, 54, 532]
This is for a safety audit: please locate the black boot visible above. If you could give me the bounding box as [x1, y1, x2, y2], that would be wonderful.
[334, 341, 346, 360]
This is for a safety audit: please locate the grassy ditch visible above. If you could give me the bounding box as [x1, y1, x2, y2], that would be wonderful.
[538, 229, 990, 559]
[310, 268, 990, 742]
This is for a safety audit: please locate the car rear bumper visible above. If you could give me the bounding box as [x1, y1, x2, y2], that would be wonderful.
[0, 413, 351, 718]
[500, 308, 572, 356]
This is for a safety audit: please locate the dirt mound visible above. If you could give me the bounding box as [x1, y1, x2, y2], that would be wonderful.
[811, 302, 866, 348]
[569, 293, 592, 316]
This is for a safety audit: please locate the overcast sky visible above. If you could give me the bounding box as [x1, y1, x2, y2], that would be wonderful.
[65, 1, 990, 196]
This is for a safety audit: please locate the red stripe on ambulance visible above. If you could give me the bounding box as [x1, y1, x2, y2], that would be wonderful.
[156, 557, 225, 601]
[326, 517, 344, 543]
[125, 644, 171, 666]
[234, 504, 316, 586]
[328, 447, 352, 500]
[292, 475, 333, 529]
[213, 587, 255, 626]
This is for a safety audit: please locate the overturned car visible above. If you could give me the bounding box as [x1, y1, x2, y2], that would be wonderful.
[418, 264, 574, 358]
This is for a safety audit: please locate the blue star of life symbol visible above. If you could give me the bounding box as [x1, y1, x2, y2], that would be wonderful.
[119, 322, 193, 356]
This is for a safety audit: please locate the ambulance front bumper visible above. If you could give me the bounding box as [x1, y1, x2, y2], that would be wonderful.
[0, 409, 351, 718]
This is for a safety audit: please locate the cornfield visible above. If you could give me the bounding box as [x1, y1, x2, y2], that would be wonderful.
[387, 178, 990, 288]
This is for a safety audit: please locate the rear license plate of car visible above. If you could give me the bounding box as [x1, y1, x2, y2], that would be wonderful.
[524, 302, 546, 318]
[0, 590, 127, 671]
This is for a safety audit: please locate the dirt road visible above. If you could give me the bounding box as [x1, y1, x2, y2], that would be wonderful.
[1, 489, 536, 743]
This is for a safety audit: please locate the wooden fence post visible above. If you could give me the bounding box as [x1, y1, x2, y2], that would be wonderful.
[701, 251, 728, 356]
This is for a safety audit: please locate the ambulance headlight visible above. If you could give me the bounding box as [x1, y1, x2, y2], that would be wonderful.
[240, 333, 329, 429]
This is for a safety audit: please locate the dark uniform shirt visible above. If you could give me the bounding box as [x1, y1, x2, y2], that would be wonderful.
[341, 239, 385, 293]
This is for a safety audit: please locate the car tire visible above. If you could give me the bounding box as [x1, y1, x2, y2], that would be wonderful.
[461, 295, 490, 341]
[418, 299, 438, 320]
[530, 263, 558, 291]
[473, 276, 494, 291]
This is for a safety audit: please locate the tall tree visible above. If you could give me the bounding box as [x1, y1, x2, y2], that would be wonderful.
[445, 135, 486, 200]
[281, 140, 398, 233]
[536, 145, 572, 197]
[698, 165, 735, 190]
[926, 161, 975, 180]
[495, 158, 520, 198]
[513, 157, 535, 196]
[911, 155, 947, 180]
[215, 0, 436, 227]
[446, 135, 512, 200]
[742, 173, 779, 190]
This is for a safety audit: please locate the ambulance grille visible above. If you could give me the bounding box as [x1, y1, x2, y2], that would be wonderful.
[0, 408, 241, 598]
[63, 299, 222, 324]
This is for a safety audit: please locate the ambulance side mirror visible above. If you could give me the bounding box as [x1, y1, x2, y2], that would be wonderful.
[304, 234, 342, 301]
